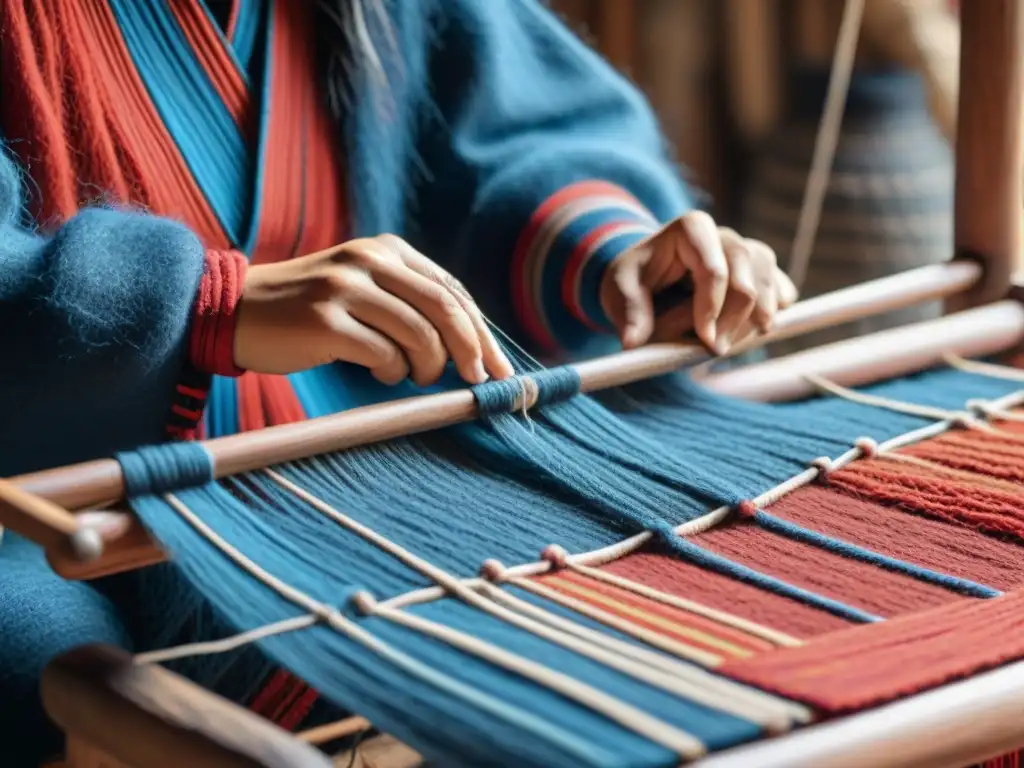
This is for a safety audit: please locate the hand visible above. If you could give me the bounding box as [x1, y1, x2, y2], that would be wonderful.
[234, 235, 515, 385]
[600, 211, 797, 354]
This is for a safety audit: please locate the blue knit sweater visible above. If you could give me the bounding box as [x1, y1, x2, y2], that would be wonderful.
[0, 0, 694, 477]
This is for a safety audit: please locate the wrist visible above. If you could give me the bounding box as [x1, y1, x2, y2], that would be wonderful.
[189, 249, 248, 377]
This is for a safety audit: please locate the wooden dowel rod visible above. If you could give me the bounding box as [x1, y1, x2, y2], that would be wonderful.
[0, 478, 100, 564]
[4, 260, 983, 579]
[702, 300, 1024, 402]
[0, 477, 78, 545]
[13, 259, 980, 507]
[950, 0, 1024, 307]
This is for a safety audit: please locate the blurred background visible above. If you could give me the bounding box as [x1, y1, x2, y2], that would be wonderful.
[550, 0, 962, 350]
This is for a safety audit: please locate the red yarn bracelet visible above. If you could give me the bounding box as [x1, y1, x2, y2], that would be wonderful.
[189, 249, 248, 377]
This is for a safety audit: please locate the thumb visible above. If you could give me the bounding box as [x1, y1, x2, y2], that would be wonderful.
[609, 262, 655, 349]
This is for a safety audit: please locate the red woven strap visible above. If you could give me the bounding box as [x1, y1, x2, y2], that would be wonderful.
[190, 249, 248, 377]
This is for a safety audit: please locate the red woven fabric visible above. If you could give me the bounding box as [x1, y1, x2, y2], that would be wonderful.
[828, 458, 1024, 540]
[693, 518, 959, 618]
[771, 485, 1024, 591]
[904, 429, 1024, 483]
[602, 547, 852, 639]
[721, 590, 1024, 714]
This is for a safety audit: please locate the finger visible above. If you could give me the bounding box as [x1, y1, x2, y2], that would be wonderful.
[745, 240, 781, 332]
[612, 260, 655, 348]
[677, 212, 728, 349]
[320, 306, 409, 384]
[716, 236, 758, 352]
[776, 268, 799, 308]
[371, 260, 486, 384]
[378, 235, 513, 380]
[452, 295, 516, 379]
[348, 285, 449, 387]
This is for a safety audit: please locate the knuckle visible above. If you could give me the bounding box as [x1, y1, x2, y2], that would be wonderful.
[372, 340, 402, 366]
[735, 284, 758, 305]
[373, 233, 406, 254]
[329, 244, 378, 270]
[317, 270, 358, 297]
[427, 286, 465, 320]
[410, 318, 442, 350]
[748, 239, 778, 267]
[683, 210, 715, 231]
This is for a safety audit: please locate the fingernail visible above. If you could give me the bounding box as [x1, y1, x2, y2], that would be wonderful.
[715, 335, 732, 355]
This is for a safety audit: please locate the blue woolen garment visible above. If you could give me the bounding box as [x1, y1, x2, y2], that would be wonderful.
[0, 1, 697, 763]
[0, 148, 208, 766]
[0, 150, 207, 477]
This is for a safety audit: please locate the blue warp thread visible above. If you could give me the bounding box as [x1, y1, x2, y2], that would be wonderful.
[751, 510, 1001, 599]
[119, 364, 1022, 768]
[116, 442, 215, 497]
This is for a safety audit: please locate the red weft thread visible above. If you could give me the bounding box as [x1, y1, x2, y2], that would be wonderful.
[534, 570, 779, 657]
[190, 249, 247, 377]
[771, 486, 1024, 591]
[903, 430, 1024, 484]
[829, 459, 1024, 541]
[720, 590, 1024, 714]
[695, 519, 959, 619]
[602, 547, 853, 639]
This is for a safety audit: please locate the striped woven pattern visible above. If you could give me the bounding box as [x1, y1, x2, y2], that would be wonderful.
[110, 351, 1024, 767]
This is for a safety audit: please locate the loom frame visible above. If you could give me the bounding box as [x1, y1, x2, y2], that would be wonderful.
[16, 1, 1024, 766]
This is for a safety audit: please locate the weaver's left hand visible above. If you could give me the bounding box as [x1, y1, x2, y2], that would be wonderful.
[600, 211, 797, 354]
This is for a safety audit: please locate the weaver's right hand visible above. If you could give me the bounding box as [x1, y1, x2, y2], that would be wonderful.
[233, 235, 515, 385]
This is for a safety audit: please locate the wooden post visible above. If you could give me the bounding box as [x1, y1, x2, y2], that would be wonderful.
[951, 0, 1024, 306]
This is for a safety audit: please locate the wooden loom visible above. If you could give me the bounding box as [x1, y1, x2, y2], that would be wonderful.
[3, 2, 1024, 766]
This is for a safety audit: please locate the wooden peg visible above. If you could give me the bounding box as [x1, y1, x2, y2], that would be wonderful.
[0, 478, 102, 561]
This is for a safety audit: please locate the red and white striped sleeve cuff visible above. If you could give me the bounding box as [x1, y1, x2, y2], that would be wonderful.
[511, 181, 659, 353]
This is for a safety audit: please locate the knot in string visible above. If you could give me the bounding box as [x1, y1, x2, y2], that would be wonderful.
[735, 500, 759, 519]
[472, 367, 581, 416]
[810, 456, 835, 477]
[853, 437, 878, 458]
[540, 544, 571, 569]
[116, 442, 215, 497]
[479, 558, 509, 582]
[966, 399, 999, 420]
